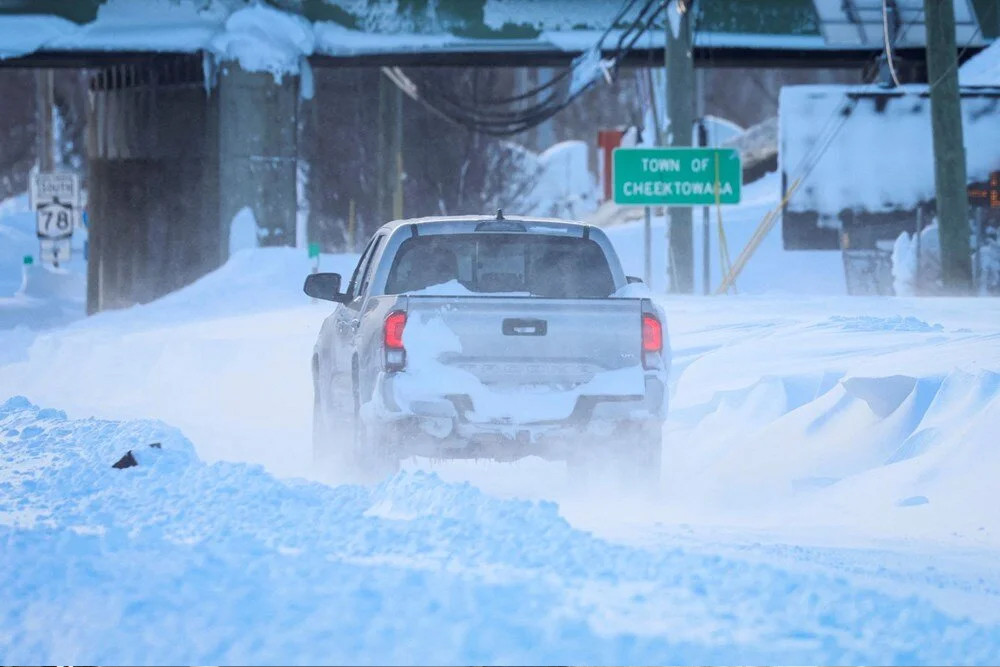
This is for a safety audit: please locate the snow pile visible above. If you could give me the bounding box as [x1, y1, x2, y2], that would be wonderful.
[603, 171, 846, 294]
[5, 396, 1000, 664]
[228, 206, 258, 255]
[891, 222, 942, 296]
[525, 140, 598, 220]
[0, 194, 35, 298]
[960, 38, 1000, 86]
[0, 247, 357, 476]
[978, 228, 1000, 294]
[0, 193, 87, 331]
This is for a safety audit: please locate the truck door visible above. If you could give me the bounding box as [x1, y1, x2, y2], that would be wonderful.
[333, 234, 385, 404]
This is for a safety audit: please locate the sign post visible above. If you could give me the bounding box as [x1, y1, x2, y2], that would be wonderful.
[30, 171, 79, 268]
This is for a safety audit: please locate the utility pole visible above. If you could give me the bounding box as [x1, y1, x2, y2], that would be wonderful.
[35, 70, 54, 172]
[394, 81, 404, 221]
[924, 0, 972, 293]
[666, 0, 695, 293]
[378, 73, 404, 225]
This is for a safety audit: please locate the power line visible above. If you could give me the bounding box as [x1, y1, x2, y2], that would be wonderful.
[379, 0, 669, 136]
[928, 23, 982, 93]
[882, 0, 903, 86]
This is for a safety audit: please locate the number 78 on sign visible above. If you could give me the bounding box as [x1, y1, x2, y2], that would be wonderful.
[612, 147, 741, 206]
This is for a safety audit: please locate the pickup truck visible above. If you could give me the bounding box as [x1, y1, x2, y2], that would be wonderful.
[304, 212, 670, 484]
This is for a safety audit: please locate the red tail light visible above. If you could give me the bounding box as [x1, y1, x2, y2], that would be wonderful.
[642, 314, 662, 353]
[384, 310, 407, 371]
[385, 311, 406, 349]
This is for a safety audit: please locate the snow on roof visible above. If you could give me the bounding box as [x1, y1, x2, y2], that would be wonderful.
[960, 38, 1000, 86]
[0, 0, 850, 74]
[780, 84, 1000, 219]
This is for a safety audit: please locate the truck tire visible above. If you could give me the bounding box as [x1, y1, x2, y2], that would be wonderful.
[353, 418, 402, 481]
[619, 422, 662, 492]
[312, 375, 355, 470]
[568, 423, 662, 493]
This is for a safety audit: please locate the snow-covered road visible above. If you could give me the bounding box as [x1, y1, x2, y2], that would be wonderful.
[2, 394, 1000, 664]
[2, 249, 1000, 662]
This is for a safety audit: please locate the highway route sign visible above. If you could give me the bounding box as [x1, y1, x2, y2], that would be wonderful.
[30, 171, 80, 240]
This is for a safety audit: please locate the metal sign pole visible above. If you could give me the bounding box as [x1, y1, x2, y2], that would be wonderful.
[644, 206, 652, 286]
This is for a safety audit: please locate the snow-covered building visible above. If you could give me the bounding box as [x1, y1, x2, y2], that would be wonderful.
[779, 82, 1000, 294]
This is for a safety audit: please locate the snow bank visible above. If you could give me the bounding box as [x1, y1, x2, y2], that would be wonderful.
[0, 247, 358, 477]
[4, 396, 1000, 664]
[960, 39, 1000, 86]
[0, 194, 87, 331]
[0, 194, 35, 299]
[525, 140, 598, 220]
[891, 222, 942, 296]
[228, 206, 258, 255]
[604, 171, 846, 294]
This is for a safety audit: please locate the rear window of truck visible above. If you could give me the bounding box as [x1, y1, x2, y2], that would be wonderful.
[385, 234, 616, 298]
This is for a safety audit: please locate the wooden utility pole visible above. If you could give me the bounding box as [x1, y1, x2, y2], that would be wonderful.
[666, 0, 695, 293]
[378, 74, 404, 225]
[924, 0, 972, 293]
[36, 70, 54, 172]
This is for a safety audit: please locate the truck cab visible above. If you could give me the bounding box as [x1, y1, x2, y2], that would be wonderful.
[305, 213, 670, 485]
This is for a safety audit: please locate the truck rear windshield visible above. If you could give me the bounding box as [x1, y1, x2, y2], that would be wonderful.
[385, 234, 616, 298]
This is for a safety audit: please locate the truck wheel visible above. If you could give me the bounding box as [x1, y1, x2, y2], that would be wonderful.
[618, 423, 662, 492]
[313, 380, 355, 471]
[353, 419, 402, 481]
[568, 424, 662, 493]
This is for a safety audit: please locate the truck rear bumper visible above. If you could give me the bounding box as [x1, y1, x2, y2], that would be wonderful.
[364, 371, 667, 459]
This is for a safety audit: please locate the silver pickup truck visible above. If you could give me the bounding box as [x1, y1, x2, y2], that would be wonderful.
[304, 212, 670, 484]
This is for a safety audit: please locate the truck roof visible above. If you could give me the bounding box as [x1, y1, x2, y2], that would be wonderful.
[377, 214, 595, 238]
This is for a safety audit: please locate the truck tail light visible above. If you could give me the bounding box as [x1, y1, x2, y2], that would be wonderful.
[642, 313, 662, 370]
[384, 310, 407, 371]
[642, 314, 662, 353]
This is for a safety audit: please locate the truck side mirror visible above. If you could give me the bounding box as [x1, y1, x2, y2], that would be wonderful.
[304, 272, 348, 303]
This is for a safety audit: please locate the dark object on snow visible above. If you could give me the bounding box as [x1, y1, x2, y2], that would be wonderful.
[112, 450, 138, 469]
[112, 443, 161, 468]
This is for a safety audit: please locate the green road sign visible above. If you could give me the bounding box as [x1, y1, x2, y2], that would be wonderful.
[613, 147, 742, 206]
[308, 242, 321, 259]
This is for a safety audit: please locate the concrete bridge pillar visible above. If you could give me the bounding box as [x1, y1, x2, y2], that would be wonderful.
[217, 63, 299, 256]
[86, 56, 219, 313]
[86, 57, 302, 313]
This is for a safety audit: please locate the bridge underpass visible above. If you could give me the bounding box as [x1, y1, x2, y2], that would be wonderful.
[1, 1, 994, 313]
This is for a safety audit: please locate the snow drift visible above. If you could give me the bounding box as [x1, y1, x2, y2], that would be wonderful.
[3, 396, 1000, 664]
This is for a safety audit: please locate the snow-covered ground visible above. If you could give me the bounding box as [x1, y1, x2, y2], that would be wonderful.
[2, 178, 1000, 663]
[0, 194, 87, 333]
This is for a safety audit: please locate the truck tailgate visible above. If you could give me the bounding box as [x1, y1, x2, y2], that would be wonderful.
[403, 296, 645, 391]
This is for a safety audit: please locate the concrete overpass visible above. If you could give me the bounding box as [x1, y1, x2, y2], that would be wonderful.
[1, 0, 995, 312]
